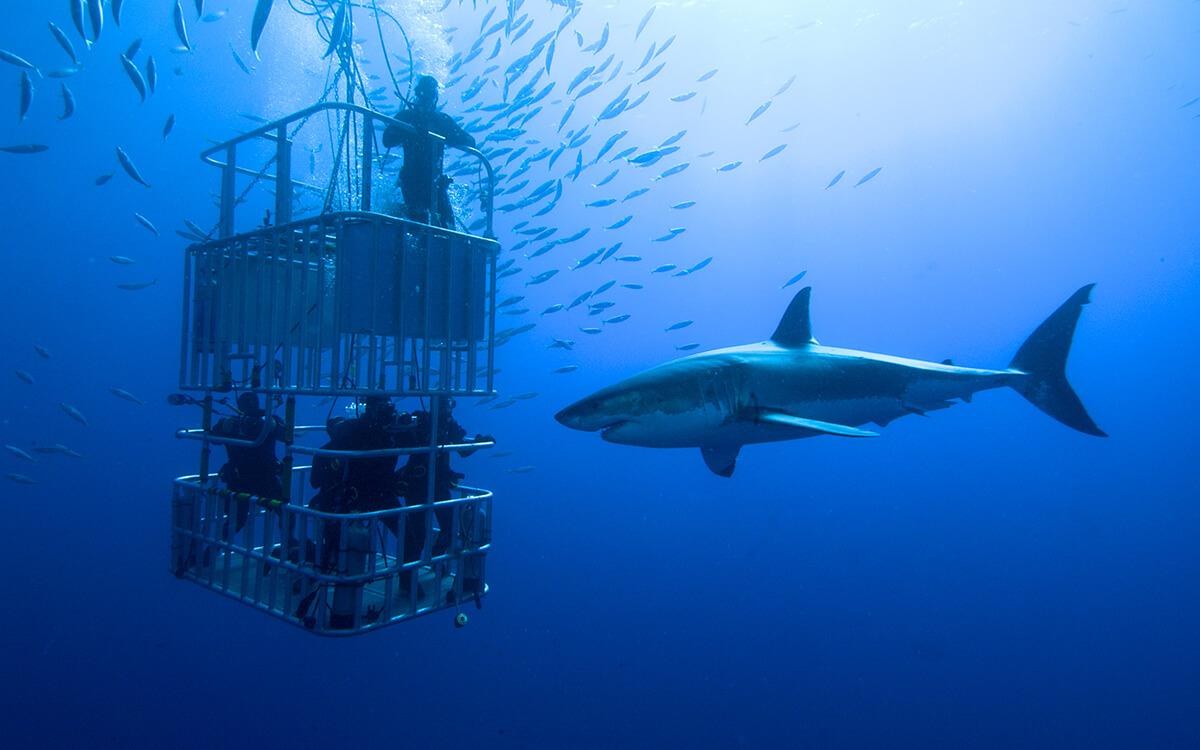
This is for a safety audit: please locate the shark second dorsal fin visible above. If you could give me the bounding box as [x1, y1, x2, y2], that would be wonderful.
[770, 286, 817, 347]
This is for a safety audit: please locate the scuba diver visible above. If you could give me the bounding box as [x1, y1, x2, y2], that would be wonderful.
[309, 396, 417, 534]
[396, 396, 493, 564]
[209, 391, 285, 535]
[382, 75, 477, 229]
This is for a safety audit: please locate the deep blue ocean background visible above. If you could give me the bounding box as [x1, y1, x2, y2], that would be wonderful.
[2, 1, 1199, 747]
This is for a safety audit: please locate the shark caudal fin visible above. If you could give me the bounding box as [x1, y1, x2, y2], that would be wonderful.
[1007, 284, 1107, 437]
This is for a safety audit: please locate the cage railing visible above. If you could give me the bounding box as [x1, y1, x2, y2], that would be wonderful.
[198, 101, 496, 240]
[170, 468, 492, 636]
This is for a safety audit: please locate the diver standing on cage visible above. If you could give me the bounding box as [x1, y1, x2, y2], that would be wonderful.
[382, 75, 477, 229]
[210, 391, 286, 535]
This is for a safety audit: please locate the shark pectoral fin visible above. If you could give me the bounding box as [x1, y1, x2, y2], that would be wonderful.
[756, 412, 879, 438]
[701, 443, 741, 477]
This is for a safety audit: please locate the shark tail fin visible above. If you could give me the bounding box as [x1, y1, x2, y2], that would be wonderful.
[1007, 284, 1107, 437]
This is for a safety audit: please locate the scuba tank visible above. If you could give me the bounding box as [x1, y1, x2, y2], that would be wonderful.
[329, 519, 371, 630]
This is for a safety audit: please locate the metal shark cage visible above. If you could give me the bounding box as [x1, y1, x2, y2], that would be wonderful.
[170, 102, 501, 636]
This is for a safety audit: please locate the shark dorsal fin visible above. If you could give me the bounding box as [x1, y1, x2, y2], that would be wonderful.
[770, 286, 816, 347]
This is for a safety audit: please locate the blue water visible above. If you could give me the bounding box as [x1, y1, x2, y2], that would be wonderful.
[2, 1, 1198, 747]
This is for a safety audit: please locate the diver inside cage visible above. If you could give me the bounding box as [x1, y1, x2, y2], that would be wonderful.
[208, 391, 287, 538]
[396, 396, 493, 567]
[308, 396, 418, 569]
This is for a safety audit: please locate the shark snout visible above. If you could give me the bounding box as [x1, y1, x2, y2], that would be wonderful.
[554, 399, 612, 432]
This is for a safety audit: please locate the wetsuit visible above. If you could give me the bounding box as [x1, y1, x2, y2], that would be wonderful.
[211, 412, 284, 533]
[382, 106, 476, 228]
[397, 410, 480, 561]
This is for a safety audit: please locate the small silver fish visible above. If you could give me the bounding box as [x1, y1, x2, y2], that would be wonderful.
[15, 369, 34, 384]
[69, 0, 87, 43]
[654, 163, 690, 181]
[60, 401, 88, 426]
[229, 43, 252, 74]
[87, 0, 103, 41]
[48, 64, 84, 78]
[47, 22, 78, 64]
[117, 279, 157, 290]
[747, 100, 771, 124]
[675, 343, 701, 351]
[665, 320, 694, 332]
[759, 144, 787, 162]
[635, 6, 655, 40]
[18, 71, 33, 122]
[507, 466, 536, 474]
[173, 1, 191, 50]
[593, 169, 619, 187]
[4, 473, 38, 485]
[57, 84, 75, 120]
[134, 212, 159, 236]
[552, 366, 578, 374]
[638, 62, 665, 84]
[109, 256, 137, 264]
[34, 345, 51, 358]
[108, 387, 145, 405]
[782, 270, 808, 289]
[4, 445, 36, 462]
[825, 170, 846, 189]
[1, 143, 49, 154]
[120, 54, 146, 101]
[854, 167, 882, 187]
[116, 146, 152, 187]
[773, 75, 797, 98]
[0, 49, 40, 74]
[526, 270, 559, 286]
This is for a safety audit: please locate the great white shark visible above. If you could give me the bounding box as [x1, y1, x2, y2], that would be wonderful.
[555, 285, 1106, 476]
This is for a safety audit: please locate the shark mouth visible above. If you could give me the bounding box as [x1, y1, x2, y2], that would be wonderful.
[599, 420, 628, 440]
